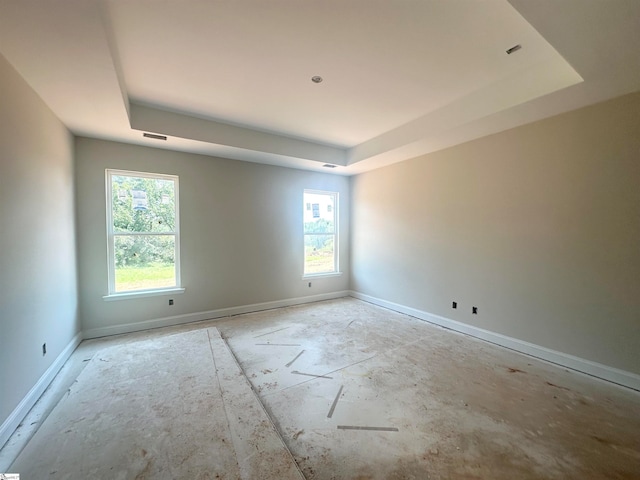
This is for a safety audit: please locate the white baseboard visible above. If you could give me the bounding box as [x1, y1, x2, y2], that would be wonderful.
[83, 291, 351, 339]
[350, 291, 640, 392]
[1, 292, 350, 451]
[5, 289, 635, 452]
[0, 332, 83, 449]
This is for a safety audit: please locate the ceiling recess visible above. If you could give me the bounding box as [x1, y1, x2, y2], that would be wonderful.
[311, 76, 323, 84]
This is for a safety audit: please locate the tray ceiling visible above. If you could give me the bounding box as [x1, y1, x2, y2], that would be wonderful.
[1, 0, 639, 174]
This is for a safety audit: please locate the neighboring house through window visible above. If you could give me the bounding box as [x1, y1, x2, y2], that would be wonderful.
[303, 190, 338, 275]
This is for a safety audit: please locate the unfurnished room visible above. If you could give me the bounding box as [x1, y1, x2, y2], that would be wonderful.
[1, 1, 639, 479]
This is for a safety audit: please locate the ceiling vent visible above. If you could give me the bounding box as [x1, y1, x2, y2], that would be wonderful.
[143, 132, 167, 140]
[506, 44, 522, 55]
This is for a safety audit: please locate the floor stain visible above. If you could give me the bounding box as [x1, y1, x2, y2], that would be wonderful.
[134, 459, 152, 480]
[546, 381, 571, 391]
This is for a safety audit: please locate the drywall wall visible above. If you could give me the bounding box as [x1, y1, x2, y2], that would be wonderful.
[351, 91, 640, 375]
[0, 53, 79, 438]
[75, 138, 350, 334]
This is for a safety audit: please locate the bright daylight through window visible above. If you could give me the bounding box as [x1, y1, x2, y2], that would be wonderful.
[303, 190, 338, 275]
[106, 170, 180, 294]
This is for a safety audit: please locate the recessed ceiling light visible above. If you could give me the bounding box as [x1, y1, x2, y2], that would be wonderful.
[311, 76, 323, 84]
[506, 44, 522, 55]
[143, 132, 167, 141]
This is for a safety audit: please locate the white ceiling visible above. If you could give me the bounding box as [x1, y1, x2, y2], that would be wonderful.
[1, 0, 639, 175]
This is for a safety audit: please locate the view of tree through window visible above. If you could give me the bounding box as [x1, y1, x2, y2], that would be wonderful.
[303, 190, 337, 275]
[107, 170, 179, 293]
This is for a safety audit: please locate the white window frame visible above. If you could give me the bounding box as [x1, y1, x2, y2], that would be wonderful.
[303, 189, 340, 278]
[104, 169, 183, 300]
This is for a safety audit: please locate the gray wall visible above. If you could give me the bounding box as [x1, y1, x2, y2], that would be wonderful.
[75, 138, 350, 334]
[0, 54, 79, 428]
[350, 91, 640, 374]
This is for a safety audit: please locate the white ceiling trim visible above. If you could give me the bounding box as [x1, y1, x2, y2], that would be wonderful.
[347, 55, 582, 167]
[130, 103, 347, 166]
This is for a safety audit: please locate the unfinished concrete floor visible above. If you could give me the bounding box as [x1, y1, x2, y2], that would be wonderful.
[2, 298, 640, 479]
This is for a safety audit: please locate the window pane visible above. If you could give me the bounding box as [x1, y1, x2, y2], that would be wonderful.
[112, 175, 176, 233]
[304, 234, 335, 274]
[304, 217, 334, 234]
[303, 190, 337, 275]
[303, 193, 335, 234]
[114, 235, 176, 292]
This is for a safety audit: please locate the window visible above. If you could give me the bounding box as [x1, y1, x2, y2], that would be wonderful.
[303, 190, 338, 275]
[106, 169, 180, 295]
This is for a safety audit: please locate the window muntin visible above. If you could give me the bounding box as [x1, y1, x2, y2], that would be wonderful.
[303, 190, 337, 275]
[106, 170, 180, 294]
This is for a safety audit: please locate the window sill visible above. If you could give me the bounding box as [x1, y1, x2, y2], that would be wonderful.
[302, 272, 343, 280]
[103, 287, 185, 302]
